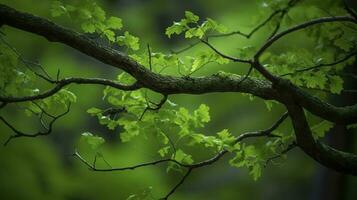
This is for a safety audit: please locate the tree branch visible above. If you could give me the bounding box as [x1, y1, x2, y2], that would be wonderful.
[73, 111, 289, 199]
[265, 142, 297, 166]
[1, 103, 71, 145]
[160, 168, 193, 200]
[286, 101, 357, 175]
[0, 77, 141, 103]
[200, 39, 252, 64]
[281, 50, 357, 76]
[1, 4, 356, 125]
[255, 16, 356, 59]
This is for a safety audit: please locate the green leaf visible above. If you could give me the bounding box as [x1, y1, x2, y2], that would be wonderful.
[104, 29, 116, 42]
[329, 75, 343, 94]
[311, 120, 333, 138]
[216, 129, 235, 145]
[117, 31, 140, 50]
[50, 1, 67, 17]
[81, 22, 96, 33]
[165, 22, 187, 38]
[174, 149, 194, 164]
[185, 27, 205, 39]
[229, 144, 262, 180]
[194, 104, 210, 124]
[250, 163, 262, 181]
[185, 11, 199, 23]
[93, 5, 106, 21]
[106, 17, 123, 30]
[119, 120, 140, 142]
[165, 11, 199, 38]
[80, 132, 105, 150]
[158, 146, 170, 157]
[87, 107, 102, 115]
[59, 89, 77, 103]
[201, 18, 227, 34]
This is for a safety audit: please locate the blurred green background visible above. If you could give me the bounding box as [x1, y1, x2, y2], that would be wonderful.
[0, 0, 356, 199]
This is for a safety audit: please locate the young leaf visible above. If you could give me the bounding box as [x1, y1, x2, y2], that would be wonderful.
[80, 132, 105, 150]
[106, 16, 123, 30]
[311, 120, 333, 138]
[117, 31, 140, 50]
[165, 22, 187, 38]
[185, 11, 199, 23]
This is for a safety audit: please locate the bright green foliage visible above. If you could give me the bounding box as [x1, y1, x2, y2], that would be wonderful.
[0, 42, 76, 116]
[166, 11, 227, 39]
[130, 52, 181, 73]
[80, 132, 105, 150]
[165, 11, 199, 38]
[173, 149, 194, 165]
[311, 120, 333, 138]
[106, 16, 123, 30]
[117, 31, 140, 50]
[44, 88, 76, 107]
[50, 0, 112, 35]
[86, 72, 249, 174]
[130, 49, 230, 75]
[51, 0, 139, 48]
[2, 1, 355, 192]
[25, 89, 76, 116]
[0, 43, 35, 97]
[230, 144, 263, 180]
[190, 51, 230, 73]
[229, 129, 295, 180]
[189, 129, 236, 152]
[88, 73, 215, 153]
[262, 50, 351, 94]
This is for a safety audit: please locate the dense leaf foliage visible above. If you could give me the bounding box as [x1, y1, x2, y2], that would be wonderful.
[1, 0, 357, 199]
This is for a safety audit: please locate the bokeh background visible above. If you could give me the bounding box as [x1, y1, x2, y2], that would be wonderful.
[0, 0, 356, 199]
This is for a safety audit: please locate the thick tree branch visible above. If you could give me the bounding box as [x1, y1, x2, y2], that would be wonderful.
[1, 4, 357, 125]
[276, 79, 357, 124]
[286, 101, 357, 175]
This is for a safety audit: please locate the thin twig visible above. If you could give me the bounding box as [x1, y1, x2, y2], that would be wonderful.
[147, 44, 152, 71]
[139, 94, 168, 121]
[265, 142, 297, 167]
[200, 39, 252, 64]
[255, 15, 356, 59]
[160, 168, 193, 200]
[1, 103, 71, 145]
[0, 78, 141, 103]
[280, 50, 356, 76]
[343, 0, 357, 20]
